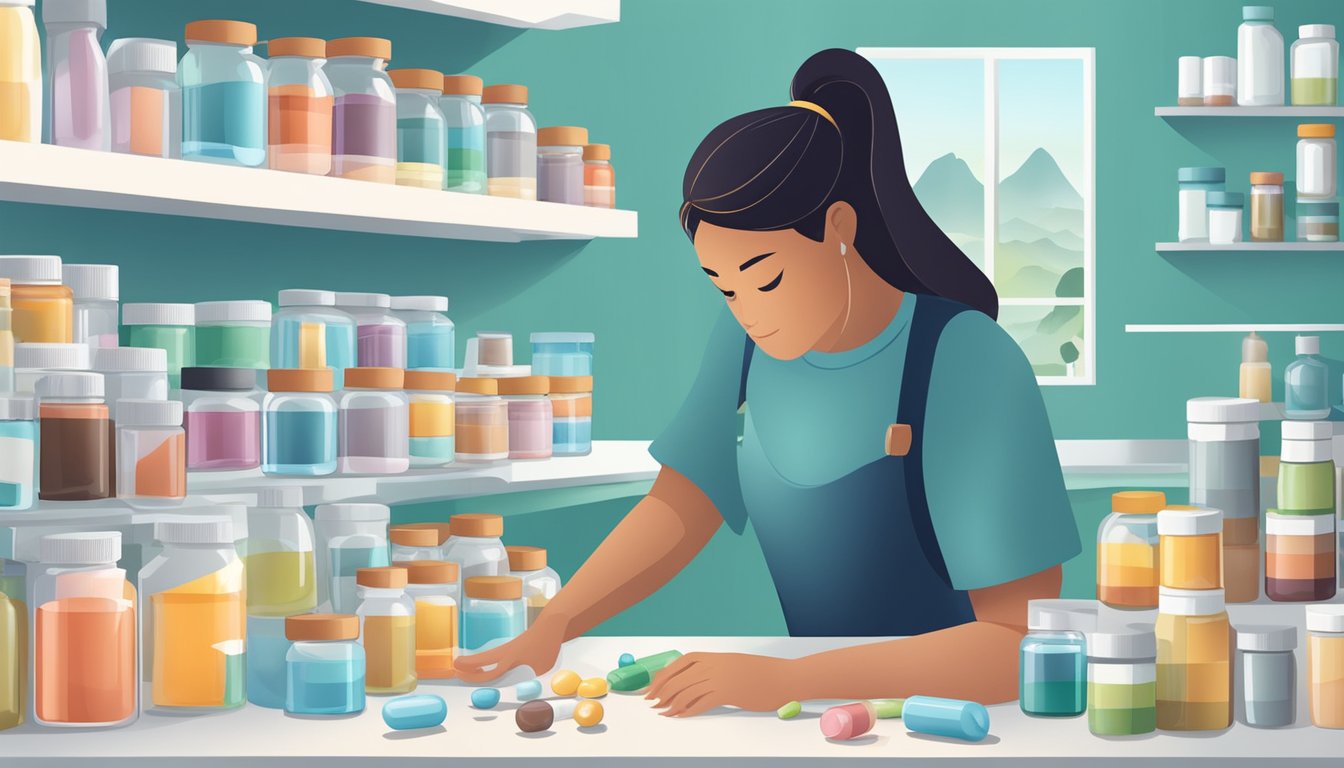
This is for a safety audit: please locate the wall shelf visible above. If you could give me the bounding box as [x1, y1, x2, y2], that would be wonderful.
[1126, 323, 1344, 333]
[355, 0, 619, 28]
[1157, 242, 1344, 253]
[1156, 106, 1344, 118]
[0, 141, 638, 242]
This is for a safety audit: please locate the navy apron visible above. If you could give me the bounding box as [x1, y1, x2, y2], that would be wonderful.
[737, 295, 976, 637]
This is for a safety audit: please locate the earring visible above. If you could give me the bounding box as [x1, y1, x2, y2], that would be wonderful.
[840, 242, 847, 256]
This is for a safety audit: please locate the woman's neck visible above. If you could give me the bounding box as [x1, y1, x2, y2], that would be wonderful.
[811, 250, 905, 354]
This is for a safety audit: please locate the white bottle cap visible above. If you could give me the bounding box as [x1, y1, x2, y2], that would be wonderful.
[278, 289, 337, 307]
[1296, 335, 1320, 355]
[36, 371, 103, 399]
[1281, 420, 1333, 463]
[155, 516, 234, 546]
[258, 486, 306, 508]
[15, 342, 90, 371]
[116, 398, 181, 427]
[335, 292, 391, 308]
[1186, 396, 1260, 423]
[1088, 625, 1157, 660]
[316, 503, 390, 522]
[1265, 511, 1334, 536]
[41, 0, 106, 29]
[389, 295, 449, 312]
[92, 346, 167, 373]
[1282, 419, 1333, 440]
[1307, 605, 1344, 633]
[1026, 599, 1099, 632]
[1301, 24, 1336, 39]
[122, 303, 195, 326]
[0, 395, 36, 421]
[1157, 505, 1222, 536]
[62, 263, 119, 301]
[0, 255, 62, 284]
[40, 531, 121, 564]
[1158, 587, 1225, 616]
[195, 300, 273, 324]
[1236, 624, 1297, 652]
[106, 37, 177, 76]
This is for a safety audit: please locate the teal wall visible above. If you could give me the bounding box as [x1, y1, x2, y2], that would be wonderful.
[10, 0, 1344, 633]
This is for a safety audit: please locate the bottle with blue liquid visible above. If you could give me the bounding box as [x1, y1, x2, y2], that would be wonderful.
[179, 20, 266, 166]
[263, 368, 338, 476]
[1285, 335, 1330, 420]
[1019, 599, 1091, 717]
[314, 503, 390, 613]
[285, 614, 365, 715]
[272, 289, 357, 391]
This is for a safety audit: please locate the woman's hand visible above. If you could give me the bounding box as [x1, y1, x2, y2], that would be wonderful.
[645, 653, 798, 717]
[455, 612, 568, 684]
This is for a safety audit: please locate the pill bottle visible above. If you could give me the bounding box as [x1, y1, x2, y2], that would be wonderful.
[537, 125, 588, 204]
[455, 377, 509, 461]
[285, 613, 365, 715]
[355, 566, 416, 695]
[405, 370, 455, 467]
[1096, 491, 1163, 609]
[106, 37, 179, 158]
[326, 37, 396, 184]
[483, 84, 537, 199]
[1292, 25, 1339, 106]
[440, 74, 486, 193]
[115, 398, 185, 505]
[0, 557, 22, 729]
[1157, 505, 1222, 590]
[140, 515, 245, 711]
[389, 68, 446, 190]
[400, 560, 458, 680]
[1087, 625, 1157, 736]
[265, 37, 332, 175]
[1203, 56, 1237, 106]
[583, 144, 616, 208]
[263, 368, 337, 477]
[14, 341, 88, 394]
[1239, 331, 1271, 403]
[499, 375, 552, 460]
[1177, 167, 1225, 243]
[43, 0, 109, 150]
[0, 395, 37, 510]
[1266, 511, 1335, 602]
[461, 575, 525, 651]
[195, 300, 271, 369]
[0, 255, 72, 344]
[241, 486, 316, 617]
[32, 531, 136, 727]
[391, 295, 454, 371]
[1177, 55, 1203, 107]
[179, 20, 264, 166]
[1307, 604, 1344, 728]
[1018, 599, 1088, 717]
[337, 367, 409, 475]
[1278, 419, 1334, 512]
[1298, 200, 1340, 242]
[1155, 587, 1231, 731]
[0, 279, 10, 391]
[549, 375, 593, 456]
[335, 292, 406, 369]
[92, 346, 166, 424]
[1286, 336, 1331, 419]
[121, 303, 194, 389]
[1186, 397, 1259, 602]
[180, 366, 260, 471]
[0, 0, 40, 143]
[390, 526, 441, 562]
[246, 614, 290, 709]
[1206, 191, 1244, 245]
[272, 289, 357, 390]
[506, 546, 560, 627]
[314, 503, 390, 613]
[530, 331, 594, 376]
[1236, 624, 1297, 728]
[1249, 171, 1284, 242]
[36, 372, 109, 500]
[443, 513, 507, 583]
[1298, 123, 1337, 199]
[1238, 6, 1284, 106]
[476, 330, 514, 367]
[63, 263, 118, 349]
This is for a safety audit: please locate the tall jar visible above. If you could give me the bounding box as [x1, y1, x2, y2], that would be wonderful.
[106, 38, 179, 158]
[1292, 24, 1339, 106]
[63, 263, 119, 349]
[1155, 587, 1231, 731]
[499, 375, 552, 460]
[272, 289, 357, 390]
[0, 553, 22, 729]
[583, 143, 615, 208]
[1018, 599, 1089, 718]
[389, 68, 446, 190]
[1186, 397, 1259, 602]
[1096, 491, 1163, 609]
[1307, 605, 1344, 728]
[37, 372, 109, 501]
[405, 370, 455, 467]
[390, 526, 440, 562]
[483, 83, 537, 199]
[1087, 627, 1157, 736]
[461, 575, 525, 652]
[1266, 512, 1335, 602]
[115, 398, 185, 505]
[42, 0, 109, 150]
[442, 513, 507, 584]
[440, 74, 486, 193]
[1203, 55, 1237, 106]
[1238, 5, 1285, 106]
[537, 125, 588, 204]
[0, 255, 72, 344]
[285, 614, 365, 715]
[1177, 167, 1225, 243]
[338, 366, 409, 475]
[121, 302, 195, 389]
[335, 292, 406, 369]
[1249, 172, 1284, 242]
[1297, 124, 1337, 199]
[401, 560, 458, 680]
[354, 566, 416, 695]
[263, 368, 338, 477]
[391, 295, 454, 371]
[314, 502, 390, 614]
[1158, 505, 1223, 591]
[179, 20, 265, 166]
[1235, 624, 1297, 728]
[549, 375, 593, 456]
[242, 485, 316, 617]
[93, 346, 167, 427]
[265, 37, 333, 175]
[180, 366, 260, 471]
[0, 0, 41, 142]
[0, 394, 37, 510]
[326, 37, 396, 184]
[455, 377, 508, 461]
[1278, 419, 1334, 515]
[0, 278, 10, 391]
[194, 300, 271, 369]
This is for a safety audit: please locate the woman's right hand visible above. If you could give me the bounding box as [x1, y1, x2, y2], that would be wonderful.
[455, 611, 569, 684]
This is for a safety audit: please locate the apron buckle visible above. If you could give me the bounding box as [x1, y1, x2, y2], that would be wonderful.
[885, 423, 912, 457]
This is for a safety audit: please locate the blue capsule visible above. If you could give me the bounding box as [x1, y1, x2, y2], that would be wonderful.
[471, 687, 501, 709]
[903, 696, 990, 742]
[618, 653, 636, 668]
[516, 679, 543, 701]
[382, 694, 447, 730]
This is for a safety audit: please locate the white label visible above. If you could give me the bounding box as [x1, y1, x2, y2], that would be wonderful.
[1090, 661, 1156, 685]
[0, 435, 34, 499]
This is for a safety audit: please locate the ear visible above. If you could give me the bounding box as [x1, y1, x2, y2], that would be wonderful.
[825, 201, 858, 247]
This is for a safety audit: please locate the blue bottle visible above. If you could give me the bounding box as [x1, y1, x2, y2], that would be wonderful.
[285, 614, 366, 715]
[0, 396, 38, 510]
[1019, 601, 1088, 717]
[1285, 335, 1330, 420]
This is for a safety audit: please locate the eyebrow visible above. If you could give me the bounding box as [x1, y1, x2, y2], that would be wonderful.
[739, 252, 775, 271]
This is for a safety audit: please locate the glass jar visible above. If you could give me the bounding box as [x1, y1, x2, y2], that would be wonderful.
[335, 292, 406, 369]
[140, 516, 245, 711]
[1155, 587, 1231, 731]
[461, 575, 525, 652]
[1266, 511, 1335, 602]
[440, 74, 486, 194]
[1249, 171, 1284, 242]
[1286, 336, 1330, 419]
[1018, 599, 1089, 718]
[0, 556, 22, 729]
[391, 295, 455, 371]
[1238, 5, 1285, 106]
[265, 37, 332, 175]
[0, 255, 72, 344]
[63, 263, 118, 349]
[1292, 24, 1338, 106]
[1307, 605, 1344, 728]
[0, 395, 37, 510]
[499, 375, 552, 460]
[389, 68, 446, 190]
[1177, 167, 1226, 243]
[354, 566, 416, 695]
[456, 377, 509, 461]
[242, 485, 316, 617]
[245, 614, 289, 709]
[1203, 56, 1237, 106]
[1157, 505, 1222, 590]
[179, 20, 265, 166]
[115, 398, 185, 505]
[506, 546, 560, 627]
[14, 341, 88, 394]
[442, 513, 507, 584]
[1240, 330, 1271, 402]
[1177, 55, 1203, 107]
[530, 331, 594, 376]
[194, 300, 271, 369]
[326, 37, 395, 184]
[1298, 200, 1340, 242]
[338, 366, 409, 475]
[121, 302, 195, 389]
[272, 289, 357, 390]
[1186, 396, 1259, 603]
[1206, 191, 1244, 245]
[36, 372, 109, 501]
[1096, 491, 1163, 610]
[583, 143, 615, 208]
[1087, 626, 1157, 736]
[314, 503, 390, 613]
[549, 375, 593, 456]
[1236, 624, 1297, 728]
[285, 614, 365, 715]
[405, 370, 455, 467]
[0, 0, 41, 143]
[263, 368, 337, 476]
[401, 560, 458, 680]
[483, 83, 537, 199]
[42, 0, 109, 150]
[537, 125, 588, 204]
[1298, 123, 1337, 199]
[106, 37, 179, 158]
[390, 525, 441, 562]
[32, 531, 137, 727]
[180, 366, 260, 471]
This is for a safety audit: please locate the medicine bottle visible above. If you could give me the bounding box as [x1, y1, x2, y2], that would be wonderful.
[272, 289, 357, 390]
[456, 377, 509, 461]
[1155, 587, 1231, 731]
[1087, 626, 1157, 736]
[355, 566, 416, 695]
[115, 398, 185, 505]
[530, 331, 594, 376]
[121, 302, 195, 389]
[1186, 397, 1259, 602]
[483, 83, 537, 199]
[442, 513, 508, 583]
[14, 341, 88, 394]
[390, 525, 441, 562]
[1206, 191, 1244, 245]
[1239, 331, 1271, 402]
[583, 144, 616, 208]
[499, 375, 552, 460]
[1203, 56, 1236, 106]
[195, 300, 271, 369]
[1266, 511, 1335, 602]
[1306, 604, 1344, 728]
[549, 375, 593, 456]
[1278, 419, 1334, 512]
[285, 613, 365, 715]
[0, 278, 10, 391]
[1297, 124, 1337, 199]
[1285, 335, 1330, 420]
[314, 503, 390, 613]
[401, 560, 459, 680]
[1157, 505, 1222, 591]
[1298, 200, 1340, 242]
[106, 37, 179, 158]
[389, 68, 447, 190]
[0, 395, 37, 510]
[1177, 167, 1225, 243]
[1249, 172, 1284, 242]
[92, 348, 167, 492]
[1292, 24, 1338, 106]
[37, 371, 109, 501]
[1236, 624, 1297, 728]
[62, 263, 118, 349]
[537, 125, 588, 205]
[263, 368, 338, 477]
[1096, 491, 1163, 610]
[0, 556, 22, 729]
[0, 255, 72, 344]
[1177, 56, 1203, 107]
[140, 515, 246, 711]
[461, 575, 525, 652]
[179, 20, 265, 166]
[338, 366, 409, 475]
[335, 292, 406, 369]
[246, 614, 289, 709]
[42, 0, 109, 150]
[265, 37, 333, 175]
[326, 37, 396, 184]
[238, 486, 315, 618]
[180, 366, 260, 471]
[506, 546, 561, 627]
[1238, 5, 1284, 107]
[391, 295, 455, 371]
[1018, 600, 1088, 718]
[405, 370, 455, 467]
[0, 0, 41, 143]
[440, 74, 486, 194]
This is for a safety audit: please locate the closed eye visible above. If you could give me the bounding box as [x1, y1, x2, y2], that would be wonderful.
[758, 271, 783, 292]
[720, 288, 736, 299]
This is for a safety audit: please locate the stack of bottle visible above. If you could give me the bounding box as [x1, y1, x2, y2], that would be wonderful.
[1175, 7, 1338, 109]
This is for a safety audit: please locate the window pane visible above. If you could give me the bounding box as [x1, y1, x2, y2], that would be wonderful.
[999, 304, 1085, 378]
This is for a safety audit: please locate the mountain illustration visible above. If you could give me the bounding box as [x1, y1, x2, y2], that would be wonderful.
[999, 217, 1083, 251]
[999, 147, 1082, 216]
[913, 152, 983, 237]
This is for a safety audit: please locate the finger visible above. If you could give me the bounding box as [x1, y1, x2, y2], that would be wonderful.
[656, 679, 714, 716]
[455, 651, 514, 684]
[670, 690, 724, 718]
[454, 646, 504, 672]
[645, 655, 703, 699]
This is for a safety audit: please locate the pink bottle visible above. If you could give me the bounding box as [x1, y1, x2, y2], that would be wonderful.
[43, 0, 110, 150]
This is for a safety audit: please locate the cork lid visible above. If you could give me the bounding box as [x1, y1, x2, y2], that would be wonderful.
[356, 566, 408, 589]
[457, 377, 499, 396]
[583, 144, 610, 161]
[400, 559, 459, 585]
[547, 376, 592, 394]
[1300, 123, 1336, 139]
[327, 36, 391, 60]
[443, 74, 483, 96]
[483, 84, 527, 105]
[286, 614, 359, 641]
[404, 370, 456, 392]
[389, 68, 444, 92]
[268, 367, 333, 393]
[269, 37, 325, 58]
[397, 521, 452, 545]
[506, 545, 547, 571]
[465, 575, 522, 600]
[1250, 171, 1284, 185]
[450, 512, 503, 538]
[390, 525, 441, 548]
[185, 20, 257, 46]
[344, 366, 404, 390]
[1112, 491, 1166, 515]
[537, 126, 589, 147]
[497, 376, 549, 396]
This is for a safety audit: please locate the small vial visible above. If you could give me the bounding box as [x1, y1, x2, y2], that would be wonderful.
[115, 398, 185, 505]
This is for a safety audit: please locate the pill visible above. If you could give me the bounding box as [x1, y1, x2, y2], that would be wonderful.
[618, 653, 636, 667]
[606, 650, 682, 692]
[577, 677, 608, 698]
[820, 702, 876, 741]
[516, 679, 543, 701]
[902, 695, 990, 742]
[471, 687, 501, 709]
[574, 699, 604, 728]
[382, 694, 447, 730]
[777, 700, 802, 720]
[551, 669, 582, 697]
[516, 698, 579, 733]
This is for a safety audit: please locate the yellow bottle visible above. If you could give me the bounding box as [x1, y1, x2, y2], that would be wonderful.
[1239, 331, 1271, 403]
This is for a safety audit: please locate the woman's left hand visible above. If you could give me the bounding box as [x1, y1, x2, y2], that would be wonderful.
[645, 652, 798, 717]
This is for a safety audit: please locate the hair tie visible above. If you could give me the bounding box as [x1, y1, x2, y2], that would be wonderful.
[788, 100, 837, 128]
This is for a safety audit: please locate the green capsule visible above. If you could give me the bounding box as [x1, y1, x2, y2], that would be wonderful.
[777, 700, 802, 720]
[872, 698, 905, 719]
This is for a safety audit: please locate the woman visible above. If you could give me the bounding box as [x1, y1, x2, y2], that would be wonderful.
[458, 48, 1079, 716]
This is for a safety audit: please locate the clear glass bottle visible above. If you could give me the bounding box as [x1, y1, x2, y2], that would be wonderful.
[115, 398, 185, 505]
[1238, 5, 1285, 106]
[1249, 171, 1284, 242]
[1297, 123, 1337, 199]
[265, 37, 333, 175]
[401, 560, 458, 680]
[314, 502, 390, 613]
[1236, 624, 1297, 728]
[0, 0, 41, 143]
[106, 37, 179, 158]
[0, 255, 73, 344]
[335, 292, 406, 369]
[391, 295, 454, 371]
[461, 575, 525, 652]
[1206, 191, 1244, 245]
[1087, 626, 1157, 736]
[120, 302, 195, 389]
[326, 37, 396, 184]
[483, 83, 537, 199]
[1186, 397, 1260, 603]
[178, 20, 265, 166]
[442, 513, 507, 583]
[390, 525, 441, 562]
[42, 0, 109, 150]
[0, 555, 22, 729]
[1158, 504, 1224, 590]
[355, 566, 416, 695]
[246, 614, 289, 709]
[405, 370, 455, 467]
[389, 68, 446, 190]
[499, 375, 552, 460]
[583, 143, 615, 208]
[242, 485, 316, 617]
[62, 263, 118, 349]
[14, 341, 88, 394]
[1286, 335, 1330, 419]
[455, 377, 508, 461]
[180, 366, 260, 471]
[285, 614, 365, 715]
[537, 125, 588, 204]
[1019, 600, 1089, 717]
[194, 300, 271, 369]
[1239, 331, 1271, 402]
[1307, 605, 1344, 728]
[263, 368, 338, 476]
[272, 289, 357, 390]
[36, 371, 109, 501]
[506, 546, 560, 627]
[1292, 24, 1338, 106]
[1156, 587, 1231, 731]
[0, 394, 37, 510]
[92, 346, 167, 435]
[1097, 491, 1163, 610]
[549, 375, 593, 456]
[338, 366, 409, 475]
[440, 74, 486, 193]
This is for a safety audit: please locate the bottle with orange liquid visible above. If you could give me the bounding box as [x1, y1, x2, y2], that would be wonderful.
[115, 399, 185, 505]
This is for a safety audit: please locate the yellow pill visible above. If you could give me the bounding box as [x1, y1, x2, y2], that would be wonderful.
[551, 669, 582, 697]
[574, 699, 604, 728]
[577, 677, 608, 698]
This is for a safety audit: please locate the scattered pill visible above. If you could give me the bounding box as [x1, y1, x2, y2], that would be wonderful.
[777, 700, 802, 720]
[382, 694, 447, 730]
[872, 698, 904, 719]
[516, 698, 579, 733]
[574, 699, 604, 727]
[902, 695, 990, 742]
[516, 679, 543, 701]
[618, 653, 636, 667]
[577, 677, 608, 699]
[551, 669, 582, 697]
[820, 702, 876, 741]
[471, 687, 501, 709]
[606, 650, 682, 692]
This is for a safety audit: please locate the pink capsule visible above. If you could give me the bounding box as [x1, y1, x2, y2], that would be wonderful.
[820, 702, 876, 740]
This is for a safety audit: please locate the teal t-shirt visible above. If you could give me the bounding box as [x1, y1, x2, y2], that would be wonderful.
[650, 293, 1080, 592]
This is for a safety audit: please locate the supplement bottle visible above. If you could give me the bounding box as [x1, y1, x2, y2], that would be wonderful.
[440, 74, 486, 193]
[1186, 397, 1259, 602]
[461, 575, 525, 651]
[401, 560, 458, 680]
[1177, 167, 1225, 243]
[391, 295, 454, 371]
[506, 545, 561, 627]
[1239, 331, 1271, 402]
[1265, 511, 1335, 602]
[1278, 419, 1334, 515]
[0, 0, 40, 143]
[0, 255, 72, 344]
[314, 502, 390, 613]
[1285, 335, 1330, 419]
[1292, 25, 1339, 106]
[14, 341, 88, 394]
[285, 613, 365, 715]
[1206, 191, 1244, 245]
[405, 370, 455, 467]
[93, 346, 168, 424]
[1096, 491, 1163, 609]
[180, 366, 260, 471]
[1155, 587, 1231, 731]
[455, 377, 508, 461]
[1298, 200, 1340, 242]
[549, 375, 593, 456]
[62, 263, 118, 349]
[121, 302, 195, 389]
[1157, 505, 1223, 591]
[179, 20, 265, 166]
[263, 368, 338, 476]
[326, 37, 396, 184]
[389, 68, 446, 189]
[338, 366, 410, 475]
[355, 566, 416, 695]
[1238, 5, 1285, 106]
[106, 38, 179, 158]
[443, 513, 508, 582]
[1177, 56, 1203, 107]
[241, 485, 316, 617]
[42, 0, 109, 150]
[483, 83, 537, 199]
[1249, 171, 1284, 242]
[36, 371, 109, 500]
[390, 525, 441, 562]
[499, 375, 552, 460]
[1307, 604, 1344, 728]
[115, 398, 185, 505]
[271, 289, 357, 390]
[335, 292, 406, 369]
[194, 300, 271, 369]
[1235, 624, 1297, 728]
[1203, 56, 1237, 106]
[0, 395, 37, 510]
[583, 143, 616, 208]
[265, 37, 333, 175]
[1297, 124, 1337, 200]
[537, 125, 588, 204]
[1019, 600, 1088, 717]
[1087, 626, 1157, 736]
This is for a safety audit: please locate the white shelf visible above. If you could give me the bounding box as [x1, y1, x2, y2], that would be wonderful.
[356, 0, 619, 28]
[1157, 242, 1344, 253]
[1156, 105, 1344, 118]
[0, 141, 638, 242]
[1125, 323, 1344, 333]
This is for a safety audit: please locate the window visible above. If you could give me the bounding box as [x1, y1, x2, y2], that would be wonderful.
[858, 48, 1095, 385]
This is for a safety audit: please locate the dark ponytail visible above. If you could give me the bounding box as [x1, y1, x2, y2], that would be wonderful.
[680, 48, 998, 319]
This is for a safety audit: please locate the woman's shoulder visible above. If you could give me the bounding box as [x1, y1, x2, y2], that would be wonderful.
[921, 297, 1035, 377]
